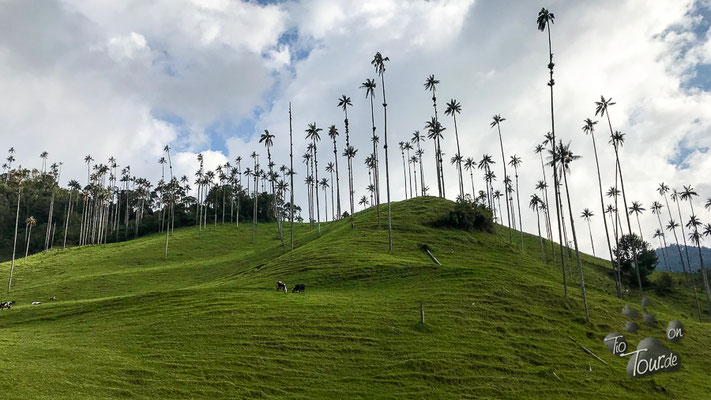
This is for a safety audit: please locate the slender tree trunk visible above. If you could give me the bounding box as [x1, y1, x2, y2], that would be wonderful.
[8, 186, 22, 293]
[496, 124, 512, 243]
[368, 95, 381, 224]
[289, 103, 295, 250]
[536, 207, 545, 262]
[563, 168, 589, 322]
[590, 132, 621, 297]
[63, 191, 73, 250]
[24, 224, 32, 261]
[401, 150, 408, 199]
[586, 219, 595, 257]
[313, 142, 321, 235]
[514, 167, 523, 250]
[452, 114, 464, 200]
[380, 74, 393, 251]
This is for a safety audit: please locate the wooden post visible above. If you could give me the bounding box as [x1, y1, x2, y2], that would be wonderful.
[420, 303, 425, 324]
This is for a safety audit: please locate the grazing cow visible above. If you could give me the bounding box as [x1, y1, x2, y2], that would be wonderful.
[291, 284, 305, 293]
[31, 302, 42, 305]
[0, 301, 16, 310]
[49, 296, 56, 302]
[276, 281, 287, 293]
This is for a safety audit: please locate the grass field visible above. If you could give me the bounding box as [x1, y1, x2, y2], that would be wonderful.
[1, 197, 710, 399]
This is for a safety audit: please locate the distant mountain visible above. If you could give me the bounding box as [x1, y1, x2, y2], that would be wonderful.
[655, 244, 711, 273]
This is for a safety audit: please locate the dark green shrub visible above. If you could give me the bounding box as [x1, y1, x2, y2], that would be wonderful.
[435, 200, 494, 233]
[653, 272, 674, 296]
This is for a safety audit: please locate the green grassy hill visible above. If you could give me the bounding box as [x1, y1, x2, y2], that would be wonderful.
[1, 197, 709, 399]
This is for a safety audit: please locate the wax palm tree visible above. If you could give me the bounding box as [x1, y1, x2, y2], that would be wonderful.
[260, 129, 285, 250]
[40, 151, 48, 173]
[337, 95, 355, 227]
[361, 79, 381, 221]
[63, 179, 81, 249]
[628, 201, 646, 240]
[653, 229, 669, 270]
[403, 142, 414, 199]
[409, 155, 418, 196]
[250, 151, 259, 242]
[531, 194, 546, 262]
[670, 188, 693, 272]
[359, 195, 369, 210]
[24, 216, 36, 261]
[306, 123, 323, 235]
[600, 102, 643, 291]
[538, 7, 567, 295]
[478, 154, 495, 209]
[464, 157, 476, 199]
[325, 162, 336, 221]
[399, 141, 408, 199]
[491, 115, 512, 243]
[554, 141, 589, 321]
[536, 180, 552, 243]
[509, 154, 524, 249]
[535, 143, 554, 246]
[651, 201, 670, 271]
[288, 104, 295, 248]
[372, 51, 393, 250]
[582, 118, 620, 296]
[411, 131, 426, 196]
[493, 189, 503, 223]
[8, 174, 23, 292]
[581, 209, 595, 257]
[424, 74, 444, 197]
[687, 215, 711, 316]
[425, 117, 446, 196]
[320, 178, 329, 222]
[327, 125, 342, 220]
[682, 187, 711, 303]
[445, 99, 464, 199]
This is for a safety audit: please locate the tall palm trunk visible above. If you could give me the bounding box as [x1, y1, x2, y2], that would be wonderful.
[63, 190, 73, 249]
[368, 94, 381, 224]
[562, 165, 589, 321]
[495, 123, 512, 243]
[313, 142, 321, 235]
[45, 188, 56, 250]
[332, 137, 341, 219]
[469, 170, 475, 199]
[452, 113, 464, 199]
[379, 72, 393, 251]
[401, 149, 408, 199]
[609, 131, 643, 291]
[654, 213, 669, 271]
[8, 185, 22, 293]
[251, 160, 258, 243]
[544, 19, 567, 296]
[535, 205, 545, 262]
[329, 171, 335, 220]
[342, 106, 355, 228]
[586, 219, 595, 257]
[673, 197, 694, 279]
[538, 152, 555, 251]
[416, 142, 425, 196]
[590, 131, 621, 297]
[289, 104, 295, 249]
[513, 166, 523, 250]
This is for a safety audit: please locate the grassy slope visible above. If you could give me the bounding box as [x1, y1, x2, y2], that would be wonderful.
[0, 197, 709, 399]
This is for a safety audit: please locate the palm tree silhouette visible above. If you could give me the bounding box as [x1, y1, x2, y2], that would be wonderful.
[372, 52, 393, 251]
[411, 131, 426, 196]
[491, 115, 512, 243]
[260, 129, 285, 251]
[553, 141, 589, 321]
[409, 155, 418, 196]
[445, 99, 464, 199]
[581, 208, 595, 257]
[337, 95, 355, 227]
[360, 79, 381, 223]
[359, 195, 369, 210]
[582, 118, 621, 296]
[535, 143, 554, 248]
[686, 215, 711, 316]
[650, 201, 670, 271]
[598, 99, 643, 292]
[509, 154, 524, 249]
[24, 216, 36, 261]
[464, 157, 476, 199]
[320, 178, 329, 222]
[327, 125, 342, 220]
[531, 194, 546, 262]
[399, 141, 408, 199]
[325, 162, 336, 221]
[628, 201, 646, 240]
[306, 123, 323, 235]
[537, 7, 567, 296]
[424, 75, 444, 197]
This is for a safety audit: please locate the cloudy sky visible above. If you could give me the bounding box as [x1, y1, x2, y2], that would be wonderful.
[2, 0, 711, 255]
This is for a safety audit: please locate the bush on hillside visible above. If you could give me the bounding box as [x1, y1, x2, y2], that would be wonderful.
[434, 199, 494, 233]
[614, 234, 658, 288]
[653, 272, 674, 296]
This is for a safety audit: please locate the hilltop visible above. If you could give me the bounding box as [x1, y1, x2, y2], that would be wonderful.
[1, 197, 709, 399]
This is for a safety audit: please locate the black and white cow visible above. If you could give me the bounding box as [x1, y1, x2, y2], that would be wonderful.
[276, 281, 287, 293]
[0, 301, 16, 310]
[291, 284, 305, 293]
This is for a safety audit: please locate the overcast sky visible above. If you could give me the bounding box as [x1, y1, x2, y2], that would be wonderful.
[2, 0, 711, 255]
